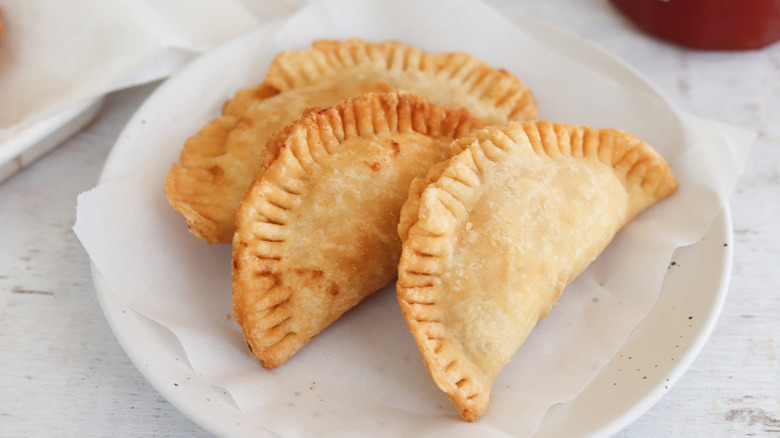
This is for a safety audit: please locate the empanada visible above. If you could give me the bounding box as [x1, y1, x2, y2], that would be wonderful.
[232, 91, 485, 369]
[165, 39, 537, 243]
[396, 121, 678, 421]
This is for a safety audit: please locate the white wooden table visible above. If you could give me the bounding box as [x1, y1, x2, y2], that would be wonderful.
[1, 1, 778, 436]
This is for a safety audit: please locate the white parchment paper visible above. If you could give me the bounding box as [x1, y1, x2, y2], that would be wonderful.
[74, 0, 755, 436]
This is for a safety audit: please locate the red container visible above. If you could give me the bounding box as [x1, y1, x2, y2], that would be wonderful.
[611, 0, 780, 50]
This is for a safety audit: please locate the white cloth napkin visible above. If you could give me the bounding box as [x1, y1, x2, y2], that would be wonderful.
[0, 0, 274, 182]
[73, 0, 755, 436]
[0, 0, 263, 132]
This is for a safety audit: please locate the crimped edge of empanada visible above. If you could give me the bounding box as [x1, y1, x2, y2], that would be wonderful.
[396, 121, 678, 421]
[164, 83, 281, 243]
[232, 91, 485, 369]
[165, 39, 535, 244]
[265, 39, 537, 123]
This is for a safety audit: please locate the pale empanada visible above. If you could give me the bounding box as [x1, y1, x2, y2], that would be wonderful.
[165, 39, 537, 243]
[232, 91, 485, 369]
[396, 121, 678, 421]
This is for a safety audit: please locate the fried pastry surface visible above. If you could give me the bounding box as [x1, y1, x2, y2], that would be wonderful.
[165, 39, 537, 243]
[232, 91, 484, 368]
[396, 121, 677, 421]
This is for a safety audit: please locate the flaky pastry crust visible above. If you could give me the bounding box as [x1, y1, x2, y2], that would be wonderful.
[396, 121, 677, 421]
[165, 39, 536, 243]
[232, 91, 484, 368]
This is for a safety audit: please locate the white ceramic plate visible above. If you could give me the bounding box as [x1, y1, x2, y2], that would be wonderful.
[92, 10, 733, 438]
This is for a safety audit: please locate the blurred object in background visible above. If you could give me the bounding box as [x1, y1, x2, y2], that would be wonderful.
[0, 0, 261, 183]
[611, 0, 780, 50]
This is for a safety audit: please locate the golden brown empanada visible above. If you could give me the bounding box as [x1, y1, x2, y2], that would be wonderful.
[165, 39, 537, 243]
[396, 121, 678, 421]
[232, 91, 485, 369]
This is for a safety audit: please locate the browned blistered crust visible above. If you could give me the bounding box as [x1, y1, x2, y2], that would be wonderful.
[396, 121, 677, 421]
[232, 91, 484, 369]
[164, 39, 536, 244]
